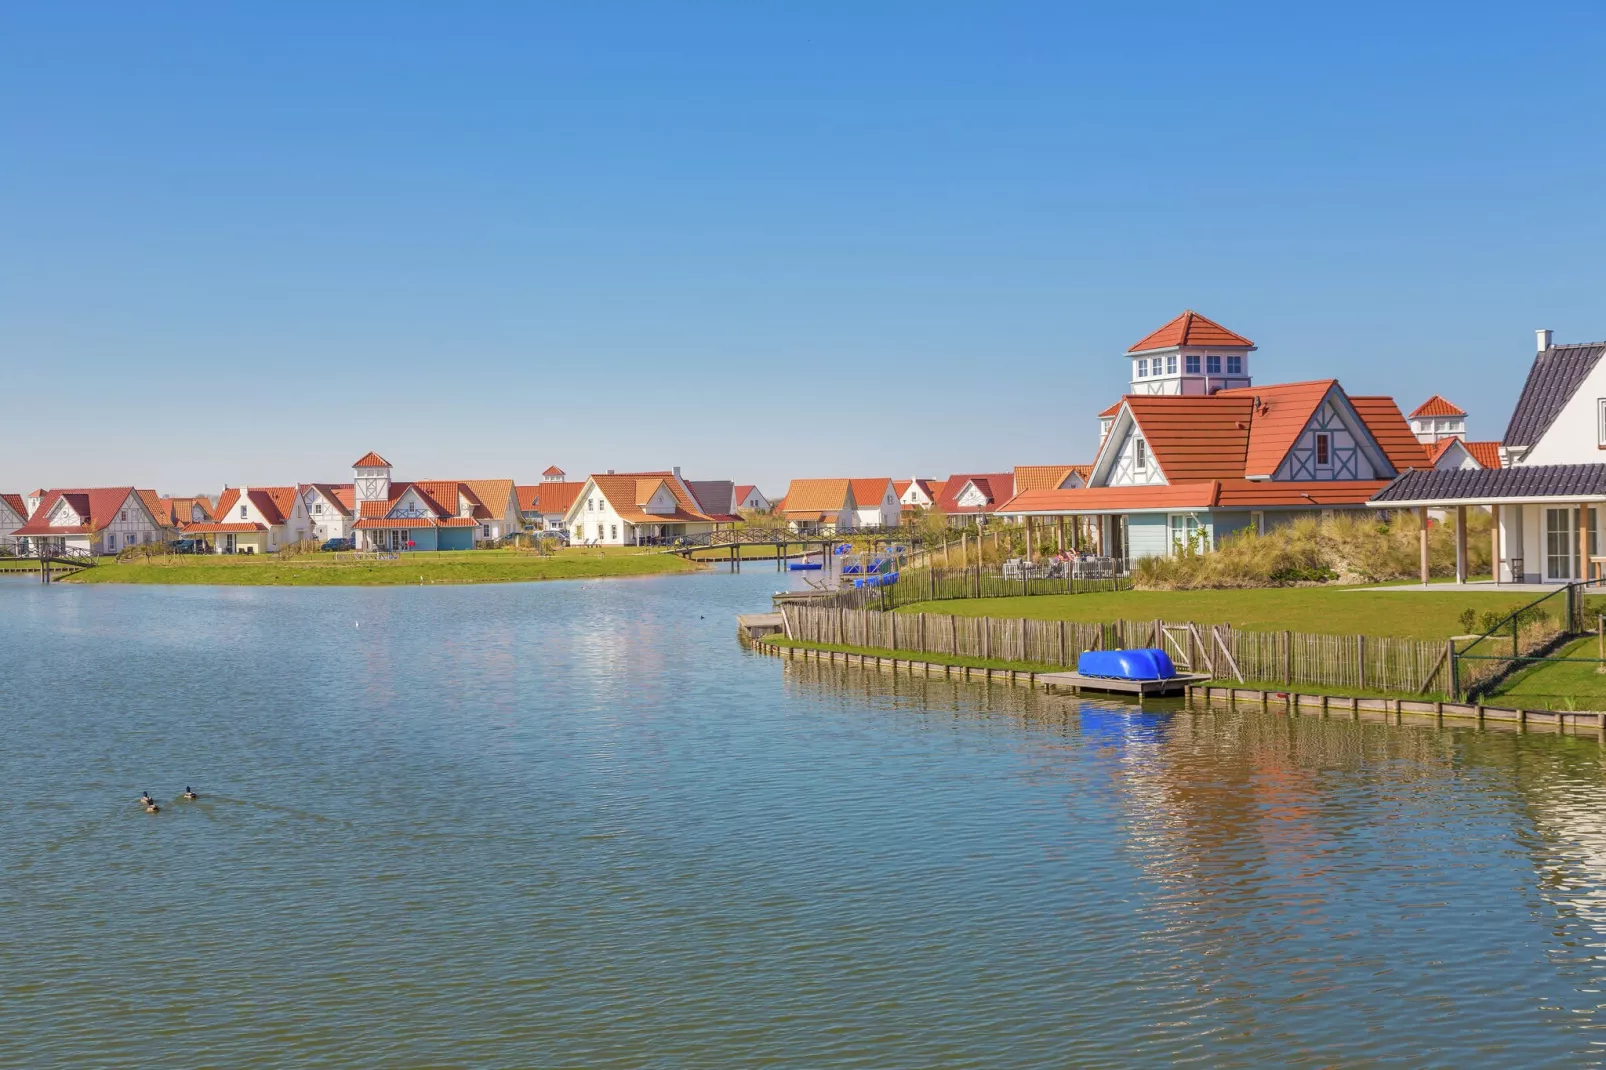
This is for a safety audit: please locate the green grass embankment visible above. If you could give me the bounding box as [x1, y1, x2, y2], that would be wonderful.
[67, 547, 706, 586]
[1484, 636, 1606, 711]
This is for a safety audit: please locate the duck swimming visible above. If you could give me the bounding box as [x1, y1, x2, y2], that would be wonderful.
[182, 787, 199, 800]
[144, 802, 160, 814]
[139, 791, 154, 806]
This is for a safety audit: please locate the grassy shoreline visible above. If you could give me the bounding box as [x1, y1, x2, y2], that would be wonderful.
[65, 547, 707, 587]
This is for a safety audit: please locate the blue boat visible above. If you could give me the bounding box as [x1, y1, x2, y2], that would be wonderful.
[787, 561, 822, 571]
[1076, 648, 1177, 681]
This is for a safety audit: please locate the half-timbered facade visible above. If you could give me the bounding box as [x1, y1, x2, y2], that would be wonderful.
[12, 487, 169, 555]
[0, 493, 28, 552]
[1001, 380, 1425, 563]
[346, 452, 521, 550]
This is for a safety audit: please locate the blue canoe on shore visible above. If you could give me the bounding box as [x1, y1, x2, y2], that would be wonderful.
[787, 561, 822, 571]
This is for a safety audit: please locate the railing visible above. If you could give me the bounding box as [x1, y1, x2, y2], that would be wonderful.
[1455, 578, 1606, 700]
[779, 604, 1454, 696]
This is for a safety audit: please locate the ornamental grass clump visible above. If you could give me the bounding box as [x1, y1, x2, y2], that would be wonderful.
[1132, 511, 1493, 590]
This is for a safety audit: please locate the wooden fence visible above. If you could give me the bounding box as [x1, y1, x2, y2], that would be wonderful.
[816, 565, 1129, 612]
[779, 604, 1454, 695]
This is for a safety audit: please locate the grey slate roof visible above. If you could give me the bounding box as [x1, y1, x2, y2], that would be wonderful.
[1503, 342, 1606, 447]
[1370, 463, 1606, 504]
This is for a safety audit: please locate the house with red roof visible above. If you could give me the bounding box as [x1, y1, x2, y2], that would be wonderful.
[299, 484, 355, 544]
[517, 467, 585, 532]
[733, 485, 772, 513]
[849, 478, 900, 530]
[776, 479, 857, 534]
[1000, 379, 1426, 563]
[896, 479, 938, 514]
[346, 452, 521, 551]
[563, 468, 724, 545]
[1408, 395, 1468, 444]
[12, 487, 173, 556]
[0, 493, 28, 552]
[935, 473, 1016, 525]
[185, 485, 312, 553]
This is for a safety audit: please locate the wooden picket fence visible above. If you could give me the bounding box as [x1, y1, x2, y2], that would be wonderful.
[779, 604, 1455, 695]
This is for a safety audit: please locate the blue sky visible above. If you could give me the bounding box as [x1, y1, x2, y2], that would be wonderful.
[3, 3, 1604, 495]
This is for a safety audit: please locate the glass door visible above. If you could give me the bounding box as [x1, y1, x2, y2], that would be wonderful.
[1546, 508, 1573, 581]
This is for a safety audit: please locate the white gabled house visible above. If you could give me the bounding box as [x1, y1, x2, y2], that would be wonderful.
[1, 493, 27, 552]
[733, 484, 772, 512]
[186, 486, 310, 554]
[301, 484, 355, 543]
[563, 469, 722, 545]
[13, 487, 170, 556]
[849, 479, 900, 529]
[1371, 329, 1606, 584]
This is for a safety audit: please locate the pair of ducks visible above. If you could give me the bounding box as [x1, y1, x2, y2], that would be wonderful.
[139, 787, 198, 814]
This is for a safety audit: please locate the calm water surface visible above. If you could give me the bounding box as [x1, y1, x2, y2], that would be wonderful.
[5, 571, 1606, 1067]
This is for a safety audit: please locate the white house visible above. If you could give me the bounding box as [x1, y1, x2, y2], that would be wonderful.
[13, 487, 170, 555]
[1, 493, 28, 552]
[733, 484, 772, 512]
[897, 479, 941, 512]
[347, 452, 522, 551]
[563, 469, 721, 545]
[186, 486, 311, 554]
[301, 484, 355, 543]
[1408, 395, 1469, 444]
[1370, 328, 1606, 583]
[777, 479, 857, 535]
[849, 479, 900, 530]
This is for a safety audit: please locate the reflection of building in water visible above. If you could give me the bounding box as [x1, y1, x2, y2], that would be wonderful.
[1502, 744, 1606, 933]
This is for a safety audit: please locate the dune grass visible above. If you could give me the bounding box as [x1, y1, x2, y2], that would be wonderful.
[67, 546, 705, 586]
[894, 587, 1550, 640]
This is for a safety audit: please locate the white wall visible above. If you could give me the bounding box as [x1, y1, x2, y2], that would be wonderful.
[1521, 358, 1606, 465]
[1106, 427, 1167, 486]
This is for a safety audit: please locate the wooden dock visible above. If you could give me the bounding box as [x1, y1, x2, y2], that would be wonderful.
[1037, 671, 1210, 697]
[736, 613, 786, 640]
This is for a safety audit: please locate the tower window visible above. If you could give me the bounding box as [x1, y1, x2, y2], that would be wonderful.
[1137, 358, 1148, 378]
[1227, 355, 1243, 375]
[1185, 355, 1201, 374]
[1206, 355, 1222, 374]
[1166, 355, 1177, 375]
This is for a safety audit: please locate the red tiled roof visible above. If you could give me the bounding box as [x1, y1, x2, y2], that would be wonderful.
[1013, 465, 1084, 492]
[354, 517, 437, 530]
[1409, 394, 1466, 419]
[780, 479, 853, 517]
[849, 478, 894, 506]
[542, 465, 565, 477]
[1215, 381, 1337, 478]
[935, 473, 1016, 514]
[14, 487, 141, 536]
[0, 493, 24, 521]
[353, 451, 391, 468]
[1001, 478, 1390, 514]
[585, 473, 716, 525]
[1348, 396, 1431, 472]
[301, 483, 353, 517]
[1465, 441, 1502, 468]
[1120, 395, 1255, 481]
[184, 522, 269, 533]
[892, 480, 912, 499]
[1128, 310, 1254, 353]
[1099, 401, 1121, 418]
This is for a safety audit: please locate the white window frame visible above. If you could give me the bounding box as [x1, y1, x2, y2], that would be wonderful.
[1166, 354, 1178, 375]
[1206, 354, 1222, 374]
[1185, 354, 1201, 374]
[1227, 355, 1243, 375]
[1137, 358, 1148, 378]
[1135, 438, 1148, 471]
[1597, 399, 1606, 446]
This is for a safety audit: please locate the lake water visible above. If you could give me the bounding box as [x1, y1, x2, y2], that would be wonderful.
[6, 571, 1606, 1067]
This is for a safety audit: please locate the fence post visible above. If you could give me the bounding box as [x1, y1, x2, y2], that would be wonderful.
[919, 612, 927, 654]
[1282, 631, 1293, 686]
[1019, 617, 1029, 662]
[983, 616, 992, 660]
[1448, 639, 1460, 701]
[890, 612, 898, 651]
[1059, 619, 1068, 666]
[1357, 634, 1366, 689]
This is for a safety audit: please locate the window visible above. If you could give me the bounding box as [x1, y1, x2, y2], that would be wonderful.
[120, 510, 127, 521]
[1135, 438, 1148, 471]
[1169, 513, 1206, 553]
[611, 524, 618, 540]
[482, 525, 490, 537]
[1137, 358, 1148, 377]
[1598, 399, 1606, 445]
[240, 505, 248, 519]
[1206, 355, 1222, 374]
[1227, 355, 1243, 375]
[1315, 433, 1331, 467]
[1166, 355, 1178, 375]
[1185, 354, 1201, 374]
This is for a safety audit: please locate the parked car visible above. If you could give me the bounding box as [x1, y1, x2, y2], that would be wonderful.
[169, 538, 208, 555]
[321, 538, 355, 552]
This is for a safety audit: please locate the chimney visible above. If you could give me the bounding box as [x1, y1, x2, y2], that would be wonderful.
[673, 466, 682, 479]
[1537, 328, 1553, 352]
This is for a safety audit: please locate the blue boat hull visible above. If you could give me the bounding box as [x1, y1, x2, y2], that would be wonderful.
[1076, 648, 1177, 681]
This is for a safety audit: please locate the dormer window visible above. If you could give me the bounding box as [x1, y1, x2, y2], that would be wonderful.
[1135, 439, 1148, 471]
[1206, 355, 1222, 374]
[1227, 355, 1243, 375]
[1185, 355, 1201, 374]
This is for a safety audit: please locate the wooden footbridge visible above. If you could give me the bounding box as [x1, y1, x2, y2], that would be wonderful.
[0, 546, 97, 582]
[664, 526, 917, 572]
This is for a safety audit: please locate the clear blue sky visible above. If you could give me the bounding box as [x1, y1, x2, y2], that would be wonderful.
[3, 3, 1603, 495]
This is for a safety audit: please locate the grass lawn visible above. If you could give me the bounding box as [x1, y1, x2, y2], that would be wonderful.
[1485, 636, 1606, 711]
[894, 587, 1557, 640]
[67, 546, 706, 587]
